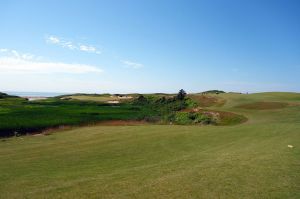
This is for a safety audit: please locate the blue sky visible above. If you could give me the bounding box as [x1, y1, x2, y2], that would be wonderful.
[0, 0, 299, 93]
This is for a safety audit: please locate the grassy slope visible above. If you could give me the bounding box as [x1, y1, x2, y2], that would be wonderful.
[0, 92, 299, 198]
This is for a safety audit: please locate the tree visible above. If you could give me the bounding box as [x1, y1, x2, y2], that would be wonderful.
[135, 95, 148, 104]
[176, 89, 187, 100]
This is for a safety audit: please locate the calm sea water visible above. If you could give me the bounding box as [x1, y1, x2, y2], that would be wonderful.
[4, 91, 69, 97]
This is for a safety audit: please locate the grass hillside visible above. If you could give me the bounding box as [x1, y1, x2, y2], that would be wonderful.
[0, 92, 299, 198]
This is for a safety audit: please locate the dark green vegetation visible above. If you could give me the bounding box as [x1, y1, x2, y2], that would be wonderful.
[0, 95, 176, 137]
[0, 90, 244, 137]
[201, 90, 226, 94]
[0, 97, 140, 137]
[0, 92, 299, 198]
[174, 110, 247, 125]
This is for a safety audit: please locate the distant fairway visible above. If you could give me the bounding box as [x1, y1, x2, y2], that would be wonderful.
[0, 92, 299, 198]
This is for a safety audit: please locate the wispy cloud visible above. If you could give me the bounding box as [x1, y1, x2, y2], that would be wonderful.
[1, 49, 36, 60]
[0, 49, 102, 74]
[79, 45, 101, 54]
[121, 60, 143, 69]
[62, 41, 76, 50]
[47, 36, 60, 44]
[45, 35, 101, 54]
[0, 48, 8, 52]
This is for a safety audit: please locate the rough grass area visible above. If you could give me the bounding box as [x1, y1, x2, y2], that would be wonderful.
[201, 110, 247, 125]
[215, 110, 247, 125]
[188, 94, 226, 107]
[237, 101, 288, 110]
[0, 98, 147, 137]
[178, 108, 247, 126]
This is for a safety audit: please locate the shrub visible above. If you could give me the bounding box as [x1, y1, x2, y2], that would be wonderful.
[195, 114, 214, 124]
[185, 98, 198, 108]
[174, 112, 193, 125]
[174, 112, 215, 125]
[134, 95, 148, 105]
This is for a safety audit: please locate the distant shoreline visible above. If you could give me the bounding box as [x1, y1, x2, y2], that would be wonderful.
[4, 91, 68, 98]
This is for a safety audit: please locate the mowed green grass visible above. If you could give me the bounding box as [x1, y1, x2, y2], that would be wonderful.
[0, 92, 299, 198]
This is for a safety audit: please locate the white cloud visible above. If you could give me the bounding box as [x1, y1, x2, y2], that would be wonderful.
[79, 45, 101, 54]
[0, 48, 8, 52]
[46, 36, 60, 44]
[1, 49, 32, 59]
[0, 49, 102, 74]
[21, 53, 35, 60]
[62, 41, 76, 50]
[79, 45, 95, 52]
[0, 57, 102, 74]
[11, 50, 20, 58]
[46, 35, 76, 50]
[45, 35, 101, 54]
[122, 60, 143, 69]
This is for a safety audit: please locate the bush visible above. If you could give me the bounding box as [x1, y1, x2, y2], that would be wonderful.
[194, 114, 214, 124]
[174, 112, 215, 125]
[174, 112, 193, 125]
[133, 95, 148, 105]
[185, 98, 198, 108]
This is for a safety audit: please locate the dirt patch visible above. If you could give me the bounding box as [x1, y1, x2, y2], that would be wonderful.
[188, 95, 226, 107]
[237, 102, 288, 110]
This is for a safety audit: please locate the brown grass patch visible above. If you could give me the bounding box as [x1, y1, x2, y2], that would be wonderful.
[188, 95, 226, 107]
[237, 102, 288, 110]
[214, 110, 248, 125]
[197, 110, 247, 125]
